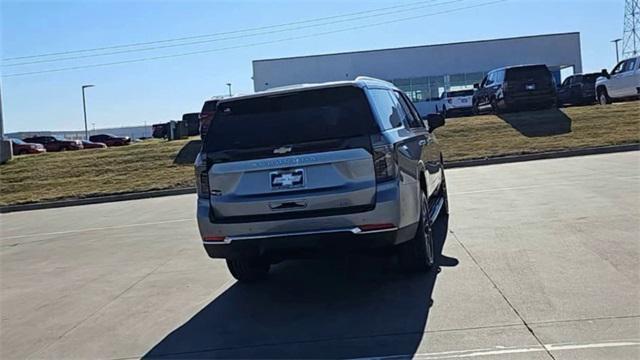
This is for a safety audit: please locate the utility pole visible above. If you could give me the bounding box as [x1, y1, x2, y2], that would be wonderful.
[0, 83, 12, 164]
[612, 38, 622, 63]
[226, 83, 232, 96]
[82, 85, 95, 140]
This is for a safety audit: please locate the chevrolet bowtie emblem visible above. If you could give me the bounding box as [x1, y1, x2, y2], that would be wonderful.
[273, 146, 292, 154]
[272, 173, 303, 187]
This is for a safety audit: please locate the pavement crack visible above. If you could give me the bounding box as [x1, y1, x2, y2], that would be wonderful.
[450, 229, 558, 360]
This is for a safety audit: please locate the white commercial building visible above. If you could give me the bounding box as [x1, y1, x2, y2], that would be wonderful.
[252, 32, 582, 112]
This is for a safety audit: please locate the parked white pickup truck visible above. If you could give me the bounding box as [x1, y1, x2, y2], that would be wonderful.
[596, 56, 640, 105]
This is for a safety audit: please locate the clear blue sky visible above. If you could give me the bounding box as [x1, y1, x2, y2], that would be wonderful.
[1, 0, 623, 133]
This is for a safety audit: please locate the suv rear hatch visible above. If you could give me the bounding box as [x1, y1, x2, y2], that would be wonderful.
[505, 65, 555, 99]
[444, 89, 474, 108]
[202, 85, 379, 223]
[578, 74, 599, 97]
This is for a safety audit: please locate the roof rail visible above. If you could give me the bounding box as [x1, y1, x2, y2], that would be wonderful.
[354, 76, 395, 87]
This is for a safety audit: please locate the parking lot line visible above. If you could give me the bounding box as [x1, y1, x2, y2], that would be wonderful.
[450, 174, 639, 196]
[351, 340, 640, 359]
[1, 218, 193, 240]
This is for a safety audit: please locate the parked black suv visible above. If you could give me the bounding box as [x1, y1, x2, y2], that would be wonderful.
[557, 73, 600, 106]
[473, 64, 557, 114]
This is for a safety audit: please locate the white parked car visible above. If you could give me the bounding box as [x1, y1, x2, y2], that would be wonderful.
[440, 89, 475, 117]
[596, 56, 640, 105]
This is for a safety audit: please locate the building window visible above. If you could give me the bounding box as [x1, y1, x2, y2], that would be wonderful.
[390, 71, 487, 102]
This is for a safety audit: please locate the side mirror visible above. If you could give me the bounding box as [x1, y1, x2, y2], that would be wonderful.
[423, 113, 445, 132]
[601, 68, 610, 79]
[473, 83, 480, 89]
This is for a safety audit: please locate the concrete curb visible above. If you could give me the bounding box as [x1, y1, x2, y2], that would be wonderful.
[2, 144, 638, 213]
[0, 187, 196, 214]
[444, 143, 640, 169]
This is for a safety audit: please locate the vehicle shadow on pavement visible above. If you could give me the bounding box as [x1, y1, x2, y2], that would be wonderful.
[173, 140, 202, 165]
[143, 214, 453, 359]
[498, 108, 572, 137]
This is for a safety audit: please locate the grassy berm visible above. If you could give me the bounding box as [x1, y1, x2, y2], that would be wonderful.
[1, 102, 639, 206]
[0, 139, 195, 206]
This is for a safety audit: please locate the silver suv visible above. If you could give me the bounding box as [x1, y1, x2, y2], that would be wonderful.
[195, 77, 449, 282]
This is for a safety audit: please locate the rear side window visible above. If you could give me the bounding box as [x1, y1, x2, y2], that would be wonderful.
[582, 74, 599, 83]
[182, 113, 199, 121]
[446, 90, 475, 97]
[506, 65, 551, 81]
[368, 89, 403, 130]
[393, 91, 423, 129]
[204, 86, 377, 152]
[201, 100, 218, 112]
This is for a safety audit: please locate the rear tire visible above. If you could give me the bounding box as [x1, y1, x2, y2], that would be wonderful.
[226, 257, 270, 282]
[598, 88, 612, 105]
[491, 98, 501, 114]
[398, 192, 434, 272]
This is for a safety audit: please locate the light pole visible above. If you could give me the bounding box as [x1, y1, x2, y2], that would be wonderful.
[612, 38, 622, 63]
[82, 85, 95, 140]
[226, 83, 232, 96]
[0, 82, 11, 164]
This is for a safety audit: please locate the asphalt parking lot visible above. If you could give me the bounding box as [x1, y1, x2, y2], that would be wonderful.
[1, 152, 639, 359]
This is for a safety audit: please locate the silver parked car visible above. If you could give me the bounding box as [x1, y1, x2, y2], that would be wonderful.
[195, 77, 449, 282]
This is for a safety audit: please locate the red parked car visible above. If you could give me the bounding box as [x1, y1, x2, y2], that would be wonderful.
[81, 140, 107, 149]
[89, 134, 131, 146]
[22, 135, 83, 152]
[10, 138, 46, 155]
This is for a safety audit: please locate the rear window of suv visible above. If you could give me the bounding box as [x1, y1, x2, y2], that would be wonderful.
[505, 65, 551, 81]
[202, 100, 218, 112]
[204, 86, 377, 152]
[444, 89, 474, 97]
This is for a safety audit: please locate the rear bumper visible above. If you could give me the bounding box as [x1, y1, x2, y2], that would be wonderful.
[22, 148, 46, 154]
[202, 224, 417, 259]
[503, 93, 556, 108]
[445, 106, 473, 117]
[559, 92, 596, 105]
[196, 180, 415, 259]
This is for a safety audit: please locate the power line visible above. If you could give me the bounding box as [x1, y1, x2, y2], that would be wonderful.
[3, 0, 464, 67]
[2, 0, 506, 78]
[2, 0, 444, 61]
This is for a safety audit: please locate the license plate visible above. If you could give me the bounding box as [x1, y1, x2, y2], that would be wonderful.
[270, 169, 304, 189]
[526, 84, 536, 90]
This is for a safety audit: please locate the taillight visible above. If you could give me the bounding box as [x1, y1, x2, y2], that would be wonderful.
[373, 144, 397, 183]
[199, 112, 213, 137]
[198, 172, 210, 198]
[203, 235, 225, 242]
[195, 153, 210, 199]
